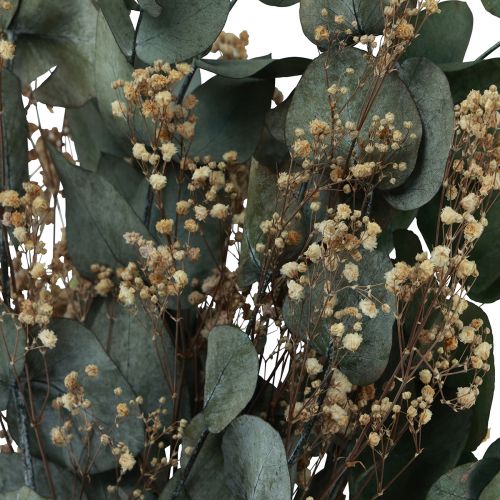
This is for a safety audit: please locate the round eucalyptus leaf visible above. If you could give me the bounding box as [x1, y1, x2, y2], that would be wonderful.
[482, 0, 500, 16]
[25, 318, 145, 473]
[404, 1, 473, 65]
[283, 249, 395, 386]
[384, 57, 454, 210]
[286, 49, 423, 190]
[135, 0, 230, 64]
[204, 326, 259, 433]
[222, 415, 291, 500]
[300, 0, 389, 49]
[190, 76, 275, 163]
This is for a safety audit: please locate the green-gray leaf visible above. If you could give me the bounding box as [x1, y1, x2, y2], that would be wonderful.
[204, 326, 258, 433]
[97, 0, 135, 59]
[135, 0, 230, 64]
[283, 249, 395, 386]
[286, 49, 423, 190]
[2, 70, 29, 191]
[0, 445, 86, 498]
[0, 0, 18, 29]
[85, 297, 182, 420]
[260, 0, 298, 6]
[441, 59, 500, 104]
[197, 56, 311, 79]
[480, 472, 500, 500]
[0, 486, 46, 500]
[52, 149, 152, 278]
[404, 1, 473, 65]
[0, 312, 25, 410]
[426, 459, 500, 500]
[222, 415, 291, 500]
[138, 0, 162, 17]
[10, 0, 98, 107]
[26, 318, 145, 473]
[481, 0, 500, 17]
[159, 414, 233, 500]
[384, 58, 454, 210]
[300, 0, 389, 49]
[66, 99, 130, 173]
[190, 76, 274, 162]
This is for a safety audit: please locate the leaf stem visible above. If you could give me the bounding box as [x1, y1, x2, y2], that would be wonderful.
[476, 41, 500, 61]
[172, 428, 209, 499]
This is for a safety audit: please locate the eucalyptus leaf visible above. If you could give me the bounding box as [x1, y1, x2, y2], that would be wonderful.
[138, 0, 162, 17]
[0, 445, 86, 498]
[52, 149, 152, 278]
[135, 0, 230, 64]
[10, 0, 98, 107]
[222, 415, 291, 500]
[393, 228, 422, 264]
[481, 0, 500, 17]
[441, 59, 500, 104]
[286, 49, 423, 190]
[66, 99, 130, 173]
[95, 12, 151, 146]
[404, 1, 473, 65]
[300, 0, 389, 49]
[2, 70, 29, 191]
[204, 326, 259, 433]
[25, 318, 145, 473]
[384, 57, 454, 210]
[283, 249, 395, 385]
[0, 486, 46, 500]
[197, 56, 311, 79]
[0, 312, 25, 410]
[0, 0, 18, 29]
[85, 297, 181, 420]
[426, 459, 500, 500]
[242, 159, 307, 276]
[480, 472, 500, 500]
[159, 414, 233, 500]
[261, 0, 299, 4]
[97, 0, 135, 59]
[190, 76, 274, 162]
[484, 439, 500, 460]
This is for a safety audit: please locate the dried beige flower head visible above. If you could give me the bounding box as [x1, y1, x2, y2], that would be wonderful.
[38, 328, 57, 349]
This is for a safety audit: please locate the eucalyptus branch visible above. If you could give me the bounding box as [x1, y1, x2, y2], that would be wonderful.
[11, 383, 35, 490]
[476, 41, 500, 61]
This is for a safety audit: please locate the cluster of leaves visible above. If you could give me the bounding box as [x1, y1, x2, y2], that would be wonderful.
[0, 0, 499, 499]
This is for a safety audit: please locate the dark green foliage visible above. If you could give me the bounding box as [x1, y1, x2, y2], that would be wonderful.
[135, 0, 230, 64]
[404, 1, 473, 64]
